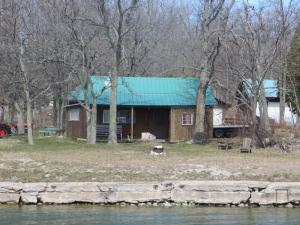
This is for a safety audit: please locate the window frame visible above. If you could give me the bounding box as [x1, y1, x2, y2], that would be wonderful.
[181, 112, 194, 126]
[69, 108, 80, 121]
[103, 109, 135, 124]
[103, 109, 110, 124]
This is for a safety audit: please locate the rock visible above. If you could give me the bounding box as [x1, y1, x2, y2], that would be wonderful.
[250, 182, 300, 205]
[23, 183, 47, 193]
[171, 191, 250, 205]
[163, 202, 172, 207]
[45, 182, 101, 192]
[141, 132, 156, 141]
[20, 192, 38, 204]
[115, 191, 170, 203]
[181, 202, 188, 206]
[39, 192, 108, 204]
[0, 193, 20, 203]
[173, 181, 249, 192]
[0, 182, 22, 193]
[286, 203, 293, 208]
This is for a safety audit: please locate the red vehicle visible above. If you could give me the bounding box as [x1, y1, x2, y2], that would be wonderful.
[0, 122, 13, 137]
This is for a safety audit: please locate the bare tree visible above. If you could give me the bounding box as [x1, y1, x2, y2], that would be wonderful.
[94, 0, 139, 144]
[179, 0, 234, 142]
[223, 0, 294, 144]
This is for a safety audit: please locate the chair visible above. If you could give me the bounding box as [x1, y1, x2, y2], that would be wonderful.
[218, 140, 233, 151]
[240, 138, 252, 153]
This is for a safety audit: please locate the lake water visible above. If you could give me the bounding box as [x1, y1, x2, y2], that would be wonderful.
[0, 205, 299, 225]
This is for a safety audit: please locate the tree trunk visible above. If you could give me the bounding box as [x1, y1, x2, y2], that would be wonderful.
[89, 98, 97, 144]
[53, 98, 57, 127]
[25, 89, 34, 145]
[86, 106, 91, 142]
[279, 63, 287, 127]
[19, 38, 33, 144]
[195, 75, 207, 134]
[0, 106, 3, 121]
[251, 95, 258, 142]
[108, 73, 118, 144]
[59, 100, 64, 130]
[57, 97, 63, 129]
[14, 101, 25, 134]
[258, 83, 271, 133]
[3, 105, 11, 122]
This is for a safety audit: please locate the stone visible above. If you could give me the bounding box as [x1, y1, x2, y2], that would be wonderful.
[163, 202, 172, 207]
[45, 182, 102, 193]
[104, 182, 170, 192]
[171, 191, 250, 205]
[115, 191, 170, 203]
[20, 192, 38, 204]
[141, 132, 156, 141]
[250, 182, 300, 205]
[39, 192, 108, 204]
[173, 181, 249, 192]
[23, 183, 47, 193]
[0, 182, 22, 193]
[0, 193, 20, 203]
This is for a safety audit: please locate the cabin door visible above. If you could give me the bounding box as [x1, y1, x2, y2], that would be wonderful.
[149, 109, 169, 139]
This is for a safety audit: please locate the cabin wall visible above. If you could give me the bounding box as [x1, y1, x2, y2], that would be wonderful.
[65, 106, 86, 139]
[65, 105, 214, 141]
[97, 106, 170, 140]
[169, 107, 213, 142]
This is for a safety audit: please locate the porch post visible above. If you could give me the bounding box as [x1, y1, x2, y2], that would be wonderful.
[131, 107, 134, 140]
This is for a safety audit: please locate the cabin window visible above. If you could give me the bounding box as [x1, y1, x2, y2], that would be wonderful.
[69, 108, 80, 121]
[103, 109, 135, 124]
[182, 112, 193, 125]
[103, 110, 110, 124]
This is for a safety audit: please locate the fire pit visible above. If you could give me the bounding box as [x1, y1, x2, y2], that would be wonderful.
[151, 145, 164, 155]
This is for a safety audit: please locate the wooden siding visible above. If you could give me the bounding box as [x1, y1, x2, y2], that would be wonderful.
[170, 108, 194, 142]
[65, 106, 87, 139]
[169, 107, 213, 142]
[65, 105, 213, 141]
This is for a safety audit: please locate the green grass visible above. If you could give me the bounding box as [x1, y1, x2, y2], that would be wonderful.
[0, 135, 299, 182]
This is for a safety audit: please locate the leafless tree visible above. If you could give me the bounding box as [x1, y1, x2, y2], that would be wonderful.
[94, 0, 140, 144]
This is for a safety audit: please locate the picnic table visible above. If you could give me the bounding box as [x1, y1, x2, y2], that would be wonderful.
[218, 140, 234, 151]
[39, 127, 64, 136]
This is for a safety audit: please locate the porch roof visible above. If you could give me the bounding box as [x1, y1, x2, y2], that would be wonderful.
[68, 76, 217, 106]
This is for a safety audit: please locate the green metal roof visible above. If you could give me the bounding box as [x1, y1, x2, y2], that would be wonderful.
[245, 79, 278, 98]
[68, 76, 217, 106]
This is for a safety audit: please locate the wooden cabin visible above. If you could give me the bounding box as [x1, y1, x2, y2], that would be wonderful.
[65, 76, 217, 142]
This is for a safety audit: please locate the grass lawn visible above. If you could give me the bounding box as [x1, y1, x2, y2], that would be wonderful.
[0, 135, 299, 182]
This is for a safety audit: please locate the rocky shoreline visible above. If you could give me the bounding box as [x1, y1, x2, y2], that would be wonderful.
[0, 181, 300, 207]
